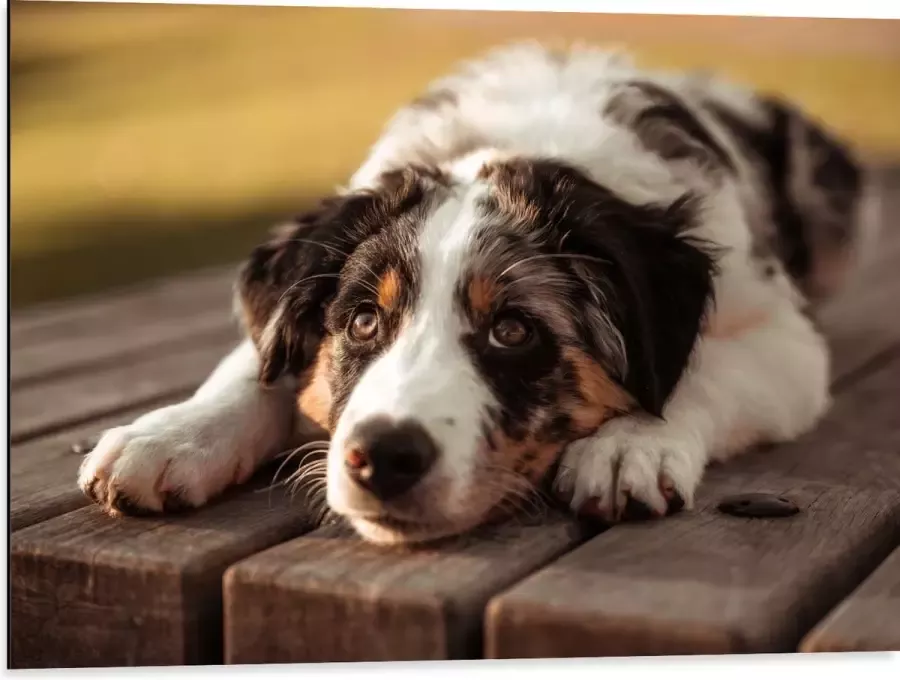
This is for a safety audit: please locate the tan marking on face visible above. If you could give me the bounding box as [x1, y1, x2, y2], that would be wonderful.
[481, 432, 564, 523]
[297, 337, 334, 436]
[564, 348, 633, 435]
[377, 268, 402, 311]
[468, 275, 498, 316]
[495, 427, 563, 480]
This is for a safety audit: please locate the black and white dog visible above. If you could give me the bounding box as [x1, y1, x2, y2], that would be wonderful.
[79, 43, 874, 545]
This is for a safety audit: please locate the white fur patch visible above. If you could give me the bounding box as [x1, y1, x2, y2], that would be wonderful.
[326, 184, 498, 523]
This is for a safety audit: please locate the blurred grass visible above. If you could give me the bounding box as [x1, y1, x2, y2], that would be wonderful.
[10, 2, 900, 309]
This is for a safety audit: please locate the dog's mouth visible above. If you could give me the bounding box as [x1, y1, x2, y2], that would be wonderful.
[329, 440, 566, 545]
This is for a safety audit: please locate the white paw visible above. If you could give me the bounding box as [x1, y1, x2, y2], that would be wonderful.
[77, 401, 258, 516]
[554, 417, 707, 523]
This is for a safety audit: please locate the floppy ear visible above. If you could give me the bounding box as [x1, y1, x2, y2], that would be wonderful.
[236, 168, 438, 386]
[563, 194, 718, 418]
[235, 192, 383, 385]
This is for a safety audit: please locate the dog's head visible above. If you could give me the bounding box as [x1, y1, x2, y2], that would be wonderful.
[237, 157, 716, 544]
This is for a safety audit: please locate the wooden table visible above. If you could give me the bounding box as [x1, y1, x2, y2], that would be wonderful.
[10, 169, 900, 668]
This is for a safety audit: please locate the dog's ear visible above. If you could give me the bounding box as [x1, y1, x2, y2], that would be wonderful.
[562, 189, 718, 418]
[236, 192, 383, 385]
[236, 169, 438, 386]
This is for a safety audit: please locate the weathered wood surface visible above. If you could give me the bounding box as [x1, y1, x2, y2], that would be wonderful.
[800, 545, 900, 652]
[9, 266, 285, 669]
[10, 332, 239, 444]
[10, 486, 316, 668]
[9, 167, 900, 668]
[223, 518, 590, 664]
[11, 265, 236, 385]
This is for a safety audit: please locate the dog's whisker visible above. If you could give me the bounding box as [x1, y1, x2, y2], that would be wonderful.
[284, 237, 352, 260]
[497, 252, 612, 280]
[271, 439, 330, 459]
[285, 237, 386, 288]
[286, 469, 328, 494]
[263, 443, 329, 507]
[269, 444, 325, 491]
[494, 272, 572, 298]
[284, 461, 329, 488]
[276, 273, 342, 306]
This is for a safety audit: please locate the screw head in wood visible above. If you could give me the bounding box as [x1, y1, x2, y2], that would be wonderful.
[717, 492, 799, 518]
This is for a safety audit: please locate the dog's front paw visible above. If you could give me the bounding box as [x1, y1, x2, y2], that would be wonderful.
[77, 403, 255, 517]
[554, 417, 706, 524]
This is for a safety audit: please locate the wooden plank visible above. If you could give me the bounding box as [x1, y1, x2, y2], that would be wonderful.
[10, 331, 239, 443]
[9, 482, 317, 669]
[10, 403, 185, 532]
[10, 310, 234, 388]
[223, 517, 590, 663]
[800, 545, 900, 652]
[10, 264, 233, 340]
[485, 353, 900, 658]
[10, 265, 236, 386]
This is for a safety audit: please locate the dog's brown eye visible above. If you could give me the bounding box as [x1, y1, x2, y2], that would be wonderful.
[489, 313, 533, 349]
[349, 307, 379, 342]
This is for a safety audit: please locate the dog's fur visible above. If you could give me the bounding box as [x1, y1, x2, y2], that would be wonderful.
[79, 43, 874, 545]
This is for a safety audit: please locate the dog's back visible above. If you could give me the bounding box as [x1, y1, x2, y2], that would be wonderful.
[350, 42, 875, 305]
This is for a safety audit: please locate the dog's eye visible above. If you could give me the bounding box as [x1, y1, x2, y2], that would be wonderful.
[489, 313, 533, 349]
[349, 306, 379, 342]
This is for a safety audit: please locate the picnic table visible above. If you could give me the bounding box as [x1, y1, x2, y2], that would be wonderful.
[9, 167, 900, 668]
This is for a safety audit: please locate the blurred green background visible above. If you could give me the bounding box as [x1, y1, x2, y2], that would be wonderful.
[10, 2, 900, 309]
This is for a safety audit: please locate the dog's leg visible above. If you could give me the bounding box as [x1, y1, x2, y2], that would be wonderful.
[78, 339, 298, 514]
[555, 303, 830, 521]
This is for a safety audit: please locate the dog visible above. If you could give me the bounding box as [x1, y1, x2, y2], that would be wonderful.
[78, 43, 874, 545]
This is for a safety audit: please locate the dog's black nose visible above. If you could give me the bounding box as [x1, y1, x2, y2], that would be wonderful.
[344, 417, 438, 501]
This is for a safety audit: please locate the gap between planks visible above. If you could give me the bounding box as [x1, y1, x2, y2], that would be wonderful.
[800, 544, 900, 652]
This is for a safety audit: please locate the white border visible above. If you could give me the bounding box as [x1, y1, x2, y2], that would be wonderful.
[1, 654, 899, 678]
[4, 0, 899, 676]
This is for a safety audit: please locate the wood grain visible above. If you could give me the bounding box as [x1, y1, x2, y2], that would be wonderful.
[223, 516, 590, 663]
[485, 355, 900, 658]
[10, 265, 236, 385]
[800, 545, 900, 652]
[10, 265, 233, 341]
[10, 332, 239, 444]
[9, 482, 317, 669]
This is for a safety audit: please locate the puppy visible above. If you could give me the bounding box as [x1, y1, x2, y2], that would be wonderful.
[79, 43, 873, 545]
